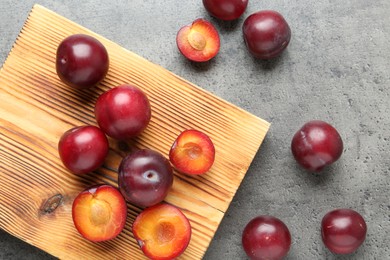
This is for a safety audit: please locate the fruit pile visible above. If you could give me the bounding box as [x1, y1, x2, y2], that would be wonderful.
[56, 31, 216, 258]
[55, 1, 367, 259]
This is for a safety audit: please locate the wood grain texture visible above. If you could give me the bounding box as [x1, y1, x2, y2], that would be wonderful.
[0, 4, 270, 260]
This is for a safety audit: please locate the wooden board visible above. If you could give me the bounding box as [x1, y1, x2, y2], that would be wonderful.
[0, 4, 270, 260]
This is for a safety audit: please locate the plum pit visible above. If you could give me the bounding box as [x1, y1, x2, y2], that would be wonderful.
[89, 199, 111, 226]
[188, 31, 207, 50]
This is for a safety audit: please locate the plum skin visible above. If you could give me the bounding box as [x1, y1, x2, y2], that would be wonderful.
[243, 10, 291, 59]
[291, 120, 343, 172]
[321, 209, 367, 254]
[58, 125, 109, 174]
[202, 0, 249, 21]
[56, 34, 109, 89]
[242, 215, 291, 260]
[94, 84, 151, 140]
[118, 149, 173, 208]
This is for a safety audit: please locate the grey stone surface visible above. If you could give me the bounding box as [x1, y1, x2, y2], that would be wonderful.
[0, 0, 389, 259]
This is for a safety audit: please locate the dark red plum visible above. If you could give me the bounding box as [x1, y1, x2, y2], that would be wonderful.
[202, 0, 248, 21]
[56, 34, 109, 89]
[94, 84, 151, 140]
[58, 125, 109, 174]
[242, 215, 291, 260]
[243, 10, 291, 59]
[291, 120, 343, 172]
[321, 209, 367, 254]
[118, 149, 173, 208]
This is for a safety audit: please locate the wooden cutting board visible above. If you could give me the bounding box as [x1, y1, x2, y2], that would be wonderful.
[0, 4, 270, 260]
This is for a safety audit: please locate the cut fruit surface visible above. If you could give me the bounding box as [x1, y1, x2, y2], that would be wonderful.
[169, 129, 215, 175]
[72, 185, 127, 242]
[176, 19, 220, 62]
[132, 203, 191, 260]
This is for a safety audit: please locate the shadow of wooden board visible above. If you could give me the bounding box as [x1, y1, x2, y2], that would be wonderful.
[0, 4, 270, 260]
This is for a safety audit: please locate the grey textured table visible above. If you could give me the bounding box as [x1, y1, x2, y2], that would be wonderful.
[1, 1, 389, 259]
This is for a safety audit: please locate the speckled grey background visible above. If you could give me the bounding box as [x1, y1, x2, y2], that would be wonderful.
[1, 1, 389, 259]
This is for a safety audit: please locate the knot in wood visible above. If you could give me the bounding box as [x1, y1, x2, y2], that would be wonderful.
[40, 194, 63, 215]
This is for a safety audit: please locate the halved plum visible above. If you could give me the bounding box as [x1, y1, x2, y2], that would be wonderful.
[176, 19, 220, 62]
[132, 203, 191, 260]
[169, 129, 215, 175]
[72, 184, 127, 242]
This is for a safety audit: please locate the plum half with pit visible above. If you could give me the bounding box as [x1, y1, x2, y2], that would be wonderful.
[72, 184, 127, 242]
[58, 125, 109, 174]
[118, 149, 173, 208]
[56, 34, 109, 89]
[132, 203, 191, 260]
[94, 84, 151, 140]
[291, 120, 343, 172]
[243, 10, 291, 59]
[176, 19, 220, 62]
